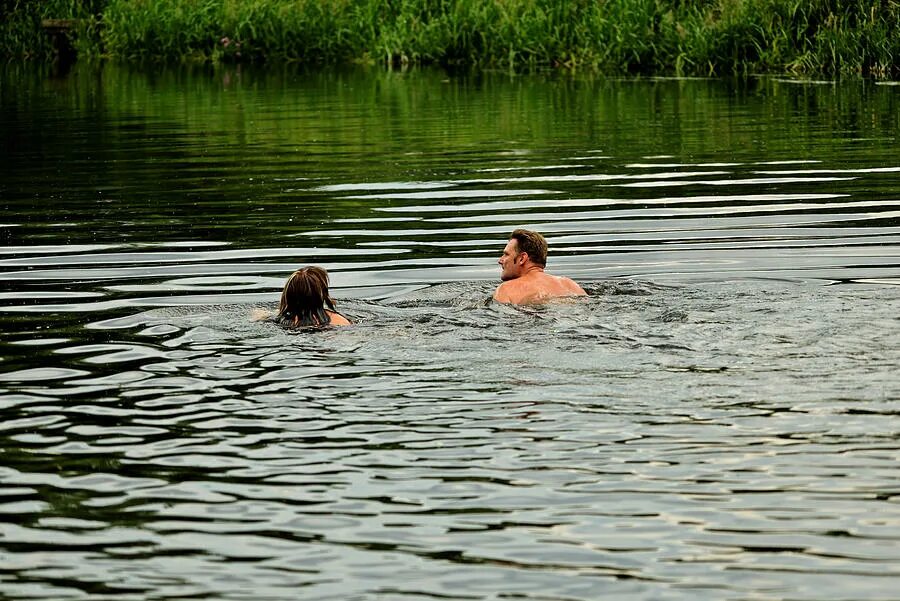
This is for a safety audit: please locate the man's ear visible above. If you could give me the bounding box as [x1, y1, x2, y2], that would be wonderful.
[518, 252, 529, 265]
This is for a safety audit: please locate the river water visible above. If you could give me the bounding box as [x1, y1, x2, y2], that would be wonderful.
[1, 64, 898, 600]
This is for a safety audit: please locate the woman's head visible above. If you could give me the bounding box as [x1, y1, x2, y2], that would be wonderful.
[277, 266, 337, 326]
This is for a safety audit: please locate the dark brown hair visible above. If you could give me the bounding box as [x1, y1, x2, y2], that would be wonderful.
[509, 229, 548, 267]
[277, 266, 338, 327]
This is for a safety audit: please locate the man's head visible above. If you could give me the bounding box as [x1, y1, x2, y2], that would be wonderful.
[498, 229, 548, 281]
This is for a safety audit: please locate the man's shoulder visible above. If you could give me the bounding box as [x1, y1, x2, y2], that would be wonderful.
[537, 272, 585, 294]
[493, 279, 521, 303]
[552, 274, 587, 294]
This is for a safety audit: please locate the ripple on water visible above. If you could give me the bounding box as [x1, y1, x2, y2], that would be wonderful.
[1, 292, 898, 598]
[2, 68, 900, 599]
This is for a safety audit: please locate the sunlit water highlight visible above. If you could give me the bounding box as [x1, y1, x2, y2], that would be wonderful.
[1, 64, 898, 600]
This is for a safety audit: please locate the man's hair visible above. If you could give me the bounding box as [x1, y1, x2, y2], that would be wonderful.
[277, 266, 337, 327]
[509, 229, 548, 267]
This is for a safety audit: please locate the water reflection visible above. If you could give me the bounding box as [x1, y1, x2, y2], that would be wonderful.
[0, 64, 899, 600]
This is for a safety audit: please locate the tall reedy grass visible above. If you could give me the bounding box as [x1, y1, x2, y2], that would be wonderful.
[671, 1, 900, 77]
[1, 0, 105, 61]
[5, 0, 899, 78]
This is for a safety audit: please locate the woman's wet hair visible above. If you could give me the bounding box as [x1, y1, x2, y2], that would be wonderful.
[276, 266, 338, 327]
[510, 228, 548, 267]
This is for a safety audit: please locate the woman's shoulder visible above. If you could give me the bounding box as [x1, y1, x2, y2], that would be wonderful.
[326, 310, 352, 326]
[250, 308, 274, 321]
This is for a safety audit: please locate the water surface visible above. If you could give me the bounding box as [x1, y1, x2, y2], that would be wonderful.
[1, 64, 898, 600]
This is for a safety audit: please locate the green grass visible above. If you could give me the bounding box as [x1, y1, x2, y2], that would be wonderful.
[3, 0, 899, 78]
[0, 0, 105, 61]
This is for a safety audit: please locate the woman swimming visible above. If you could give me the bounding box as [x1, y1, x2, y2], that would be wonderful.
[269, 266, 351, 327]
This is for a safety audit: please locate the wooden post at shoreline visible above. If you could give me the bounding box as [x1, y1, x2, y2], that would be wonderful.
[41, 19, 80, 62]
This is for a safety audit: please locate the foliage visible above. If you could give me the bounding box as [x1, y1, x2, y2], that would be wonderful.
[2, 0, 899, 78]
[0, 0, 106, 60]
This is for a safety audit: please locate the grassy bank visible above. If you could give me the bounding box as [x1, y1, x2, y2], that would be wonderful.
[2, 0, 899, 77]
[0, 0, 105, 61]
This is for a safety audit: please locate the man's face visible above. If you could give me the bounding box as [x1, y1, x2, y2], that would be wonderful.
[498, 239, 524, 281]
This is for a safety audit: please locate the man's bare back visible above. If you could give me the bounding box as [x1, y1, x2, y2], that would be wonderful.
[494, 271, 585, 304]
[493, 229, 587, 304]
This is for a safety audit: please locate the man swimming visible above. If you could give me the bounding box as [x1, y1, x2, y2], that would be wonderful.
[493, 228, 587, 304]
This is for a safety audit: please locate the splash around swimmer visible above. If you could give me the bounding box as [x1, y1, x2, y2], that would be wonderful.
[257, 229, 585, 327]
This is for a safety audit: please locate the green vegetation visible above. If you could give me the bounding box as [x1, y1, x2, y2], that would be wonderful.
[2, 0, 899, 78]
[0, 0, 105, 60]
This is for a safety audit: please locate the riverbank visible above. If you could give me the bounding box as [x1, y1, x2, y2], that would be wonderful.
[2, 0, 898, 78]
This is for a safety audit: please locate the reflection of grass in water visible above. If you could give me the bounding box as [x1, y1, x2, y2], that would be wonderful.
[5, 0, 899, 78]
[4, 60, 898, 177]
